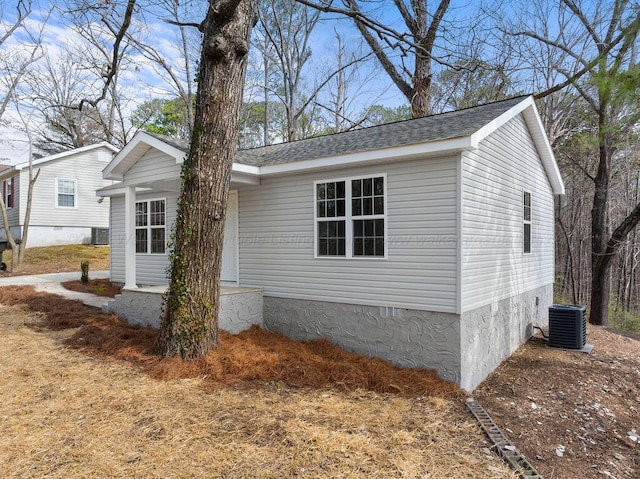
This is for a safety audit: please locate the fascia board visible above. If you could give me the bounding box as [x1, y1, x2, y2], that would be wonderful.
[468, 96, 565, 195]
[175, 156, 261, 179]
[232, 163, 260, 176]
[521, 105, 565, 195]
[468, 96, 534, 147]
[103, 132, 185, 180]
[258, 136, 475, 176]
[96, 184, 125, 197]
[96, 185, 156, 197]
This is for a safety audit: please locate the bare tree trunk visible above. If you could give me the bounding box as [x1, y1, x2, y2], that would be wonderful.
[589, 110, 613, 325]
[0, 193, 18, 271]
[263, 48, 269, 146]
[18, 161, 40, 266]
[154, 0, 254, 359]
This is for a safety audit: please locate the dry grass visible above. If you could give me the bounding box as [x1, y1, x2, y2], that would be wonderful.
[62, 278, 122, 298]
[0, 287, 515, 478]
[0, 286, 459, 397]
[0, 244, 110, 276]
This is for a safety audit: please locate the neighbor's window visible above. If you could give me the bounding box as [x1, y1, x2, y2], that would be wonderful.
[523, 191, 531, 254]
[56, 178, 77, 208]
[135, 199, 166, 254]
[316, 175, 386, 258]
[2, 177, 13, 208]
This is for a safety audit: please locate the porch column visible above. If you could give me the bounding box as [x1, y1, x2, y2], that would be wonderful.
[124, 185, 137, 289]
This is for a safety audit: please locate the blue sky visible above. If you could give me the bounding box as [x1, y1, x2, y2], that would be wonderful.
[0, 0, 494, 159]
[1, 0, 615, 160]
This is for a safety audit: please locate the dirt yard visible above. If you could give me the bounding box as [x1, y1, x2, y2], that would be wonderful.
[475, 326, 640, 478]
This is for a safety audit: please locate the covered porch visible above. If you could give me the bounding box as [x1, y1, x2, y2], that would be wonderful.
[97, 131, 263, 333]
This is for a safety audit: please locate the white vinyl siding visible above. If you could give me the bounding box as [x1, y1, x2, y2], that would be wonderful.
[237, 156, 459, 313]
[461, 114, 555, 312]
[124, 148, 181, 186]
[22, 146, 113, 228]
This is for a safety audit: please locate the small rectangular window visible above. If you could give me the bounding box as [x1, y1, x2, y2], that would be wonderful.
[136, 199, 166, 254]
[523, 191, 531, 254]
[56, 178, 76, 208]
[3, 177, 13, 209]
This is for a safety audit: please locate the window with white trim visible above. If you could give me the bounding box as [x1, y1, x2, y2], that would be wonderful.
[315, 175, 386, 258]
[135, 199, 166, 254]
[523, 191, 531, 254]
[56, 178, 77, 208]
[2, 177, 14, 208]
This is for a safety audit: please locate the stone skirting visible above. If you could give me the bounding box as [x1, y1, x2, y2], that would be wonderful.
[104, 286, 263, 333]
[263, 297, 462, 385]
[459, 283, 553, 391]
[263, 284, 553, 391]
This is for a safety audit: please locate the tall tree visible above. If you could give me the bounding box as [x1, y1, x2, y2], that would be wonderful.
[153, 0, 256, 358]
[298, 0, 488, 117]
[256, 0, 320, 141]
[29, 52, 112, 154]
[131, 97, 192, 139]
[0, 0, 47, 271]
[127, 0, 204, 134]
[505, 0, 640, 325]
[0, 0, 43, 120]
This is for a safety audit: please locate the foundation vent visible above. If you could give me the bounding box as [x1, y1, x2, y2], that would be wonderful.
[548, 304, 587, 349]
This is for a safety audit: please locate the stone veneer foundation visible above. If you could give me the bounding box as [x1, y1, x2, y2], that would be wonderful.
[263, 297, 462, 384]
[104, 286, 263, 334]
[459, 283, 552, 390]
[264, 283, 553, 391]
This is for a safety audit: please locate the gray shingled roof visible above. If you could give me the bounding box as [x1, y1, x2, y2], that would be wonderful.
[147, 95, 528, 167]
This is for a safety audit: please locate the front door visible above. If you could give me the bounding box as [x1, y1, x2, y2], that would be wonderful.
[221, 190, 238, 283]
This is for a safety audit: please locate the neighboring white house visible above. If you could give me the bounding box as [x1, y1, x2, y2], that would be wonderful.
[0, 143, 118, 247]
[99, 95, 564, 391]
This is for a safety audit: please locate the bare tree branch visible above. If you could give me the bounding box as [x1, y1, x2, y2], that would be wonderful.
[77, 0, 136, 111]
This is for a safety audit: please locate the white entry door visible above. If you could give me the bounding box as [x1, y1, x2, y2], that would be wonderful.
[221, 190, 238, 283]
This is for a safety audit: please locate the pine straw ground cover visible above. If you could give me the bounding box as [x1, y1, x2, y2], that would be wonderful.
[62, 278, 122, 298]
[0, 286, 515, 478]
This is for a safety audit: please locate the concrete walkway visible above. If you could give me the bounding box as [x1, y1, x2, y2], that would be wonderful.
[0, 270, 111, 308]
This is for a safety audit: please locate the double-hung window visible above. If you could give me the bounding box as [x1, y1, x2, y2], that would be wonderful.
[56, 178, 77, 208]
[2, 177, 14, 208]
[135, 199, 166, 254]
[315, 175, 386, 258]
[523, 191, 531, 254]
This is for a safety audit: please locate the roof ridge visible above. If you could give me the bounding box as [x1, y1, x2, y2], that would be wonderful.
[239, 94, 531, 154]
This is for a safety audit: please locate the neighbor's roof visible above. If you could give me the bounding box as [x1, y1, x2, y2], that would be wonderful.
[104, 95, 564, 194]
[8, 142, 119, 172]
